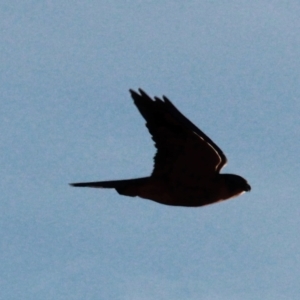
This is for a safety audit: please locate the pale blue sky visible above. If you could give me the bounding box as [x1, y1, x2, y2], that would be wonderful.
[1, 1, 300, 299]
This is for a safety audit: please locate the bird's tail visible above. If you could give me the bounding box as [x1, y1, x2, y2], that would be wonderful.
[70, 177, 151, 197]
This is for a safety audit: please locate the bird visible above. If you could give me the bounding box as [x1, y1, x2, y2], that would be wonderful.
[70, 89, 251, 207]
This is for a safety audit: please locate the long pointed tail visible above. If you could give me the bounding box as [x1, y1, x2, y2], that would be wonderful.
[70, 177, 150, 197]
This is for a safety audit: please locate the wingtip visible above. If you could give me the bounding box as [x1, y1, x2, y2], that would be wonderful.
[138, 88, 146, 94]
[130, 88, 155, 104]
[129, 89, 142, 99]
[129, 88, 143, 93]
[162, 95, 171, 103]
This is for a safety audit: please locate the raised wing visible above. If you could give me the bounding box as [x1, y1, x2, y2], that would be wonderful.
[130, 89, 227, 182]
[160, 94, 227, 172]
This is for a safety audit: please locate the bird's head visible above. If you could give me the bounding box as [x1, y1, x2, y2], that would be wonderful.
[221, 174, 251, 195]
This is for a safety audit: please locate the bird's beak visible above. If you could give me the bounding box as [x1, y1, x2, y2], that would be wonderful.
[245, 183, 251, 192]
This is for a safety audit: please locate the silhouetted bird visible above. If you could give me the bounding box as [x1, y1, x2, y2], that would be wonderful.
[70, 89, 251, 207]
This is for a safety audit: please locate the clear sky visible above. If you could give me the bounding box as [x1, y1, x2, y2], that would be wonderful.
[1, 1, 300, 299]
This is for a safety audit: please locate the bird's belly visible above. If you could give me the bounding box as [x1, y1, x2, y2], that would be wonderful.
[136, 178, 238, 207]
[135, 180, 175, 206]
[168, 181, 236, 207]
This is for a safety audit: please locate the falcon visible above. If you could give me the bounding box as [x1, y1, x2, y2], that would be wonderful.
[70, 89, 251, 207]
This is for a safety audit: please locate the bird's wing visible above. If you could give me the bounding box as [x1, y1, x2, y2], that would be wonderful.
[130, 89, 227, 183]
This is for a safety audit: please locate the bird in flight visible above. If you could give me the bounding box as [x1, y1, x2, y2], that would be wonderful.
[70, 89, 251, 207]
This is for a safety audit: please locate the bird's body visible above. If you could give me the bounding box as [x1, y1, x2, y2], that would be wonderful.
[71, 89, 251, 207]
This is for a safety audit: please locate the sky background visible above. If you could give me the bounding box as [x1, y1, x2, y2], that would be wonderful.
[1, 1, 300, 299]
